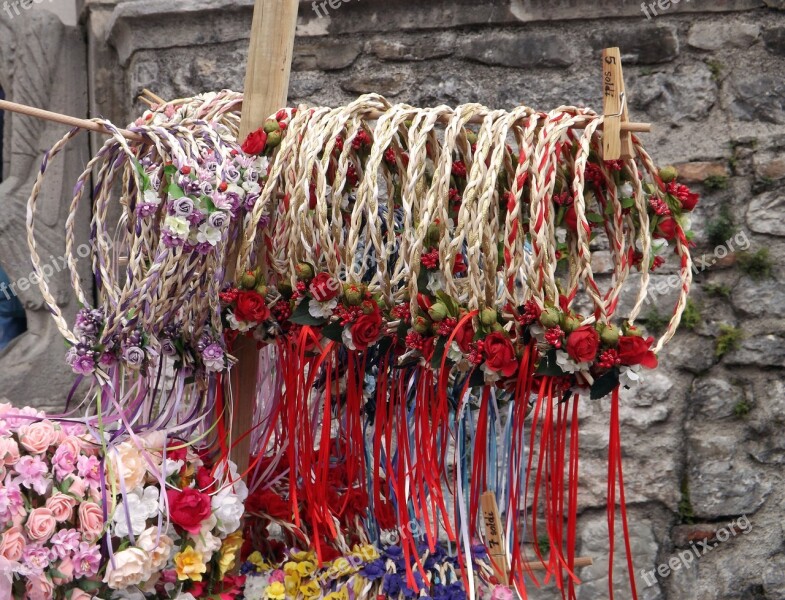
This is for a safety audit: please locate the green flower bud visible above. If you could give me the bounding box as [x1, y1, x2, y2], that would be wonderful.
[295, 263, 314, 280]
[266, 130, 282, 148]
[622, 321, 643, 336]
[659, 165, 679, 183]
[599, 323, 620, 345]
[540, 307, 562, 329]
[240, 271, 257, 289]
[427, 223, 441, 245]
[491, 323, 504, 333]
[255, 284, 268, 297]
[428, 302, 449, 322]
[263, 118, 280, 133]
[480, 308, 498, 326]
[412, 316, 431, 334]
[343, 284, 364, 306]
[561, 313, 582, 333]
[466, 131, 478, 144]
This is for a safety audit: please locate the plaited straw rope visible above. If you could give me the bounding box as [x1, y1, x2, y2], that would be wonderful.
[27, 91, 693, 379]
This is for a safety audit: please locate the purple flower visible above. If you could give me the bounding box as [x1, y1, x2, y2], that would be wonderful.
[72, 542, 102, 577]
[187, 210, 206, 227]
[122, 345, 145, 368]
[162, 230, 184, 249]
[172, 197, 195, 217]
[202, 343, 225, 372]
[382, 573, 403, 596]
[208, 211, 229, 229]
[200, 181, 215, 196]
[22, 543, 51, 574]
[244, 193, 259, 212]
[76, 455, 101, 489]
[67, 350, 96, 376]
[224, 165, 241, 183]
[244, 166, 260, 183]
[136, 203, 159, 218]
[52, 444, 78, 480]
[50, 528, 81, 560]
[359, 558, 385, 581]
[161, 339, 178, 356]
[0, 475, 23, 523]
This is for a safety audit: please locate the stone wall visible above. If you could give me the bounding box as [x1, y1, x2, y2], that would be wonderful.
[82, 0, 785, 597]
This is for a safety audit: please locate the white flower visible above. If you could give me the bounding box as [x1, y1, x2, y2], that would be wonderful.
[242, 575, 269, 600]
[212, 488, 244, 536]
[112, 486, 160, 538]
[226, 311, 253, 333]
[426, 271, 446, 295]
[196, 223, 222, 246]
[143, 189, 161, 206]
[620, 182, 634, 198]
[175, 594, 198, 600]
[226, 183, 246, 200]
[190, 527, 221, 562]
[241, 180, 261, 195]
[253, 155, 270, 177]
[481, 363, 502, 383]
[555, 350, 590, 374]
[308, 297, 338, 319]
[342, 328, 356, 351]
[619, 365, 643, 387]
[161, 458, 184, 478]
[163, 215, 190, 239]
[447, 341, 465, 364]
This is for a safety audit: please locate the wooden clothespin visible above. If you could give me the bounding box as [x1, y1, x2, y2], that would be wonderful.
[601, 47, 635, 160]
[481, 491, 510, 583]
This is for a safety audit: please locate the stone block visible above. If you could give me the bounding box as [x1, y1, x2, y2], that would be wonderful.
[746, 190, 785, 235]
[687, 21, 760, 51]
[458, 31, 574, 69]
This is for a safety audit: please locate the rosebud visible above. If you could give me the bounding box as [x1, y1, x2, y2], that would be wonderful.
[295, 263, 314, 280]
[361, 300, 376, 315]
[540, 307, 562, 329]
[266, 131, 282, 148]
[659, 166, 679, 183]
[427, 223, 441, 245]
[622, 321, 643, 337]
[255, 284, 268, 297]
[561, 313, 582, 333]
[240, 271, 257, 289]
[416, 293, 433, 312]
[599, 323, 620, 345]
[480, 308, 498, 326]
[466, 131, 478, 144]
[412, 316, 431, 334]
[263, 118, 280, 133]
[428, 302, 449, 322]
[344, 284, 364, 306]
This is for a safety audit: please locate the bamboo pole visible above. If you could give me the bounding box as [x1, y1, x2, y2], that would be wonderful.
[229, 0, 299, 476]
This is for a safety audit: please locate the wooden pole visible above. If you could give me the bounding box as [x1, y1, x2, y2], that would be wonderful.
[229, 0, 299, 476]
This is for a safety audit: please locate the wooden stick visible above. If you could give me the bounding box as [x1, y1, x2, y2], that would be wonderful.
[0, 98, 144, 142]
[602, 47, 624, 160]
[142, 88, 166, 105]
[481, 492, 510, 582]
[524, 556, 594, 571]
[229, 0, 299, 476]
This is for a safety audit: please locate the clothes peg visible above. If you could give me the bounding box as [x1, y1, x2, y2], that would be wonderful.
[602, 47, 635, 160]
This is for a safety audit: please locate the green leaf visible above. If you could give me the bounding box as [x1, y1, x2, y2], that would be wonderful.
[586, 212, 605, 224]
[321, 321, 344, 342]
[435, 291, 459, 316]
[132, 158, 151, 189]
[535, 349, 565, 376]
[621, 197, 636, 209]
[590, 368, 620, 399]
[167, 182, 185, 199]
[289, 299, 327, 326]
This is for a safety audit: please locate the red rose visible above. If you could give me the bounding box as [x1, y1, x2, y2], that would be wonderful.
[566, 325, 600, 363]
[667, 182, 700, 212]
[309, 273, 339, 302]
[234, 290, 270, 323]
[655, 217, 677, 241]
[195, 466, 217, 494]
[454, 322, 474, 353]
[483, 332, 518, 377]
[617, 335, 658, 369]
[166, 487, 212, 533]
[241, 128, 267, 155]
[350, 311, 382, 350]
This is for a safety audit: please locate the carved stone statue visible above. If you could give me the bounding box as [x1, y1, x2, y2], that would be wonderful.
[0, 9, 90, 410]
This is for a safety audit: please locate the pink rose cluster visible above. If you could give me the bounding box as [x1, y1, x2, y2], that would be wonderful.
[0, 404, 104, 599]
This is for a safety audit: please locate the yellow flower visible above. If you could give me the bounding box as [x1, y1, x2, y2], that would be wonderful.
[328, 557, 357, 578]
[266, 581, 286, 600]
[174, 546, 207, 582]
[283, 561, 299, 576]
[248, 550, 270, 572]
[296, 559, 316, 577]
[300, 580, 322, 599]
[284, 572, 301, 596]
[217, 531, 244, 579]
[290, 549, 316, 562]
[325, 588, 349, 600]
[351, 544, 380, 562]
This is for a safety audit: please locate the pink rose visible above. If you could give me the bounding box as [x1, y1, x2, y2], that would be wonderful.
[0, 526, 25, 561]
[18, 421, 59, 455]
[77, 501, 104, 542]
[0, 437, 19, 466]
[24, 574, 54, 600]
[26, 508, 57, 542]
[70, 591, 92, 600]
[52, 557, 75, 585]
[66, 476, 88, 499]
[46, 493, 78, 522]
